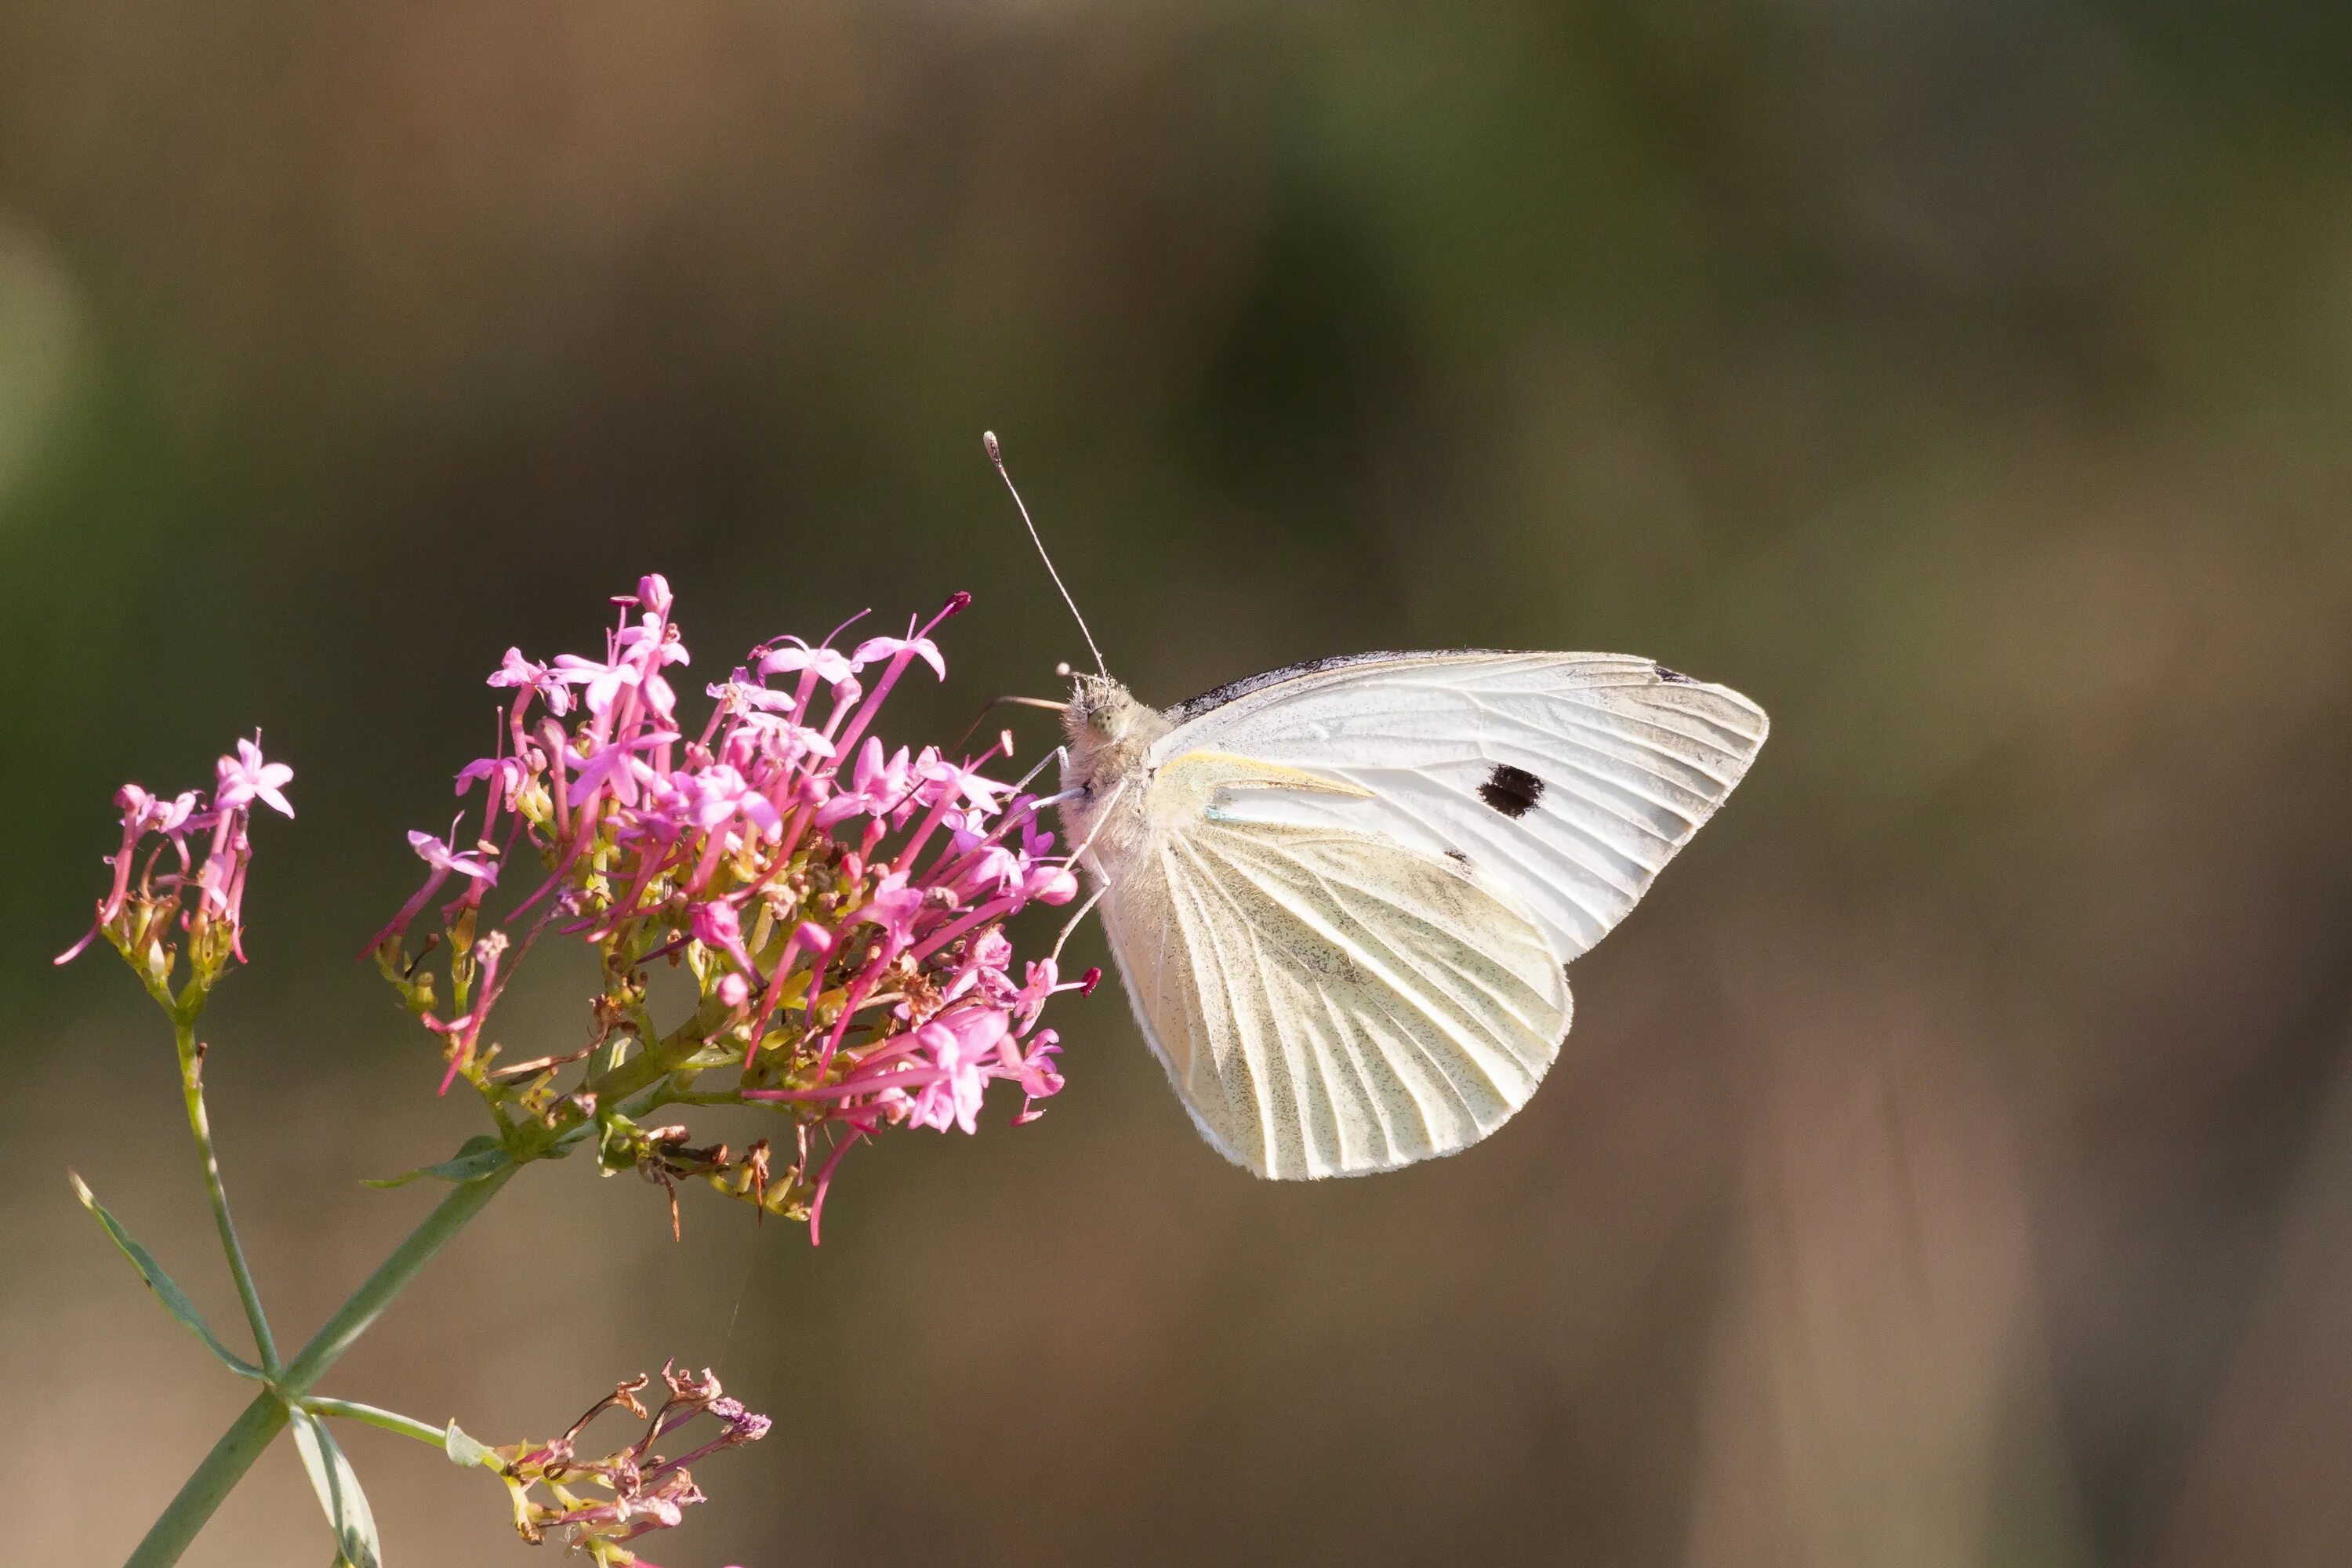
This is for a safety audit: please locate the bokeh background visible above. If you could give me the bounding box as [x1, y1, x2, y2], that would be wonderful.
[8, 2, 2352, 1563]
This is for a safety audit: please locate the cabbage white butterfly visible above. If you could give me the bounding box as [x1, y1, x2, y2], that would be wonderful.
[986, 434, 1767, 1178]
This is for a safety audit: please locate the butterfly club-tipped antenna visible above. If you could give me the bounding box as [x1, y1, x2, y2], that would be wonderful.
[985, 430, 1107, 679]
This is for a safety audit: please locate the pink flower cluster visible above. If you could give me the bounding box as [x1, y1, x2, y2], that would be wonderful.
[59, 735, 296, 985]
[490, 1363, 770, 1568]
[369, 575, 1095, 1238]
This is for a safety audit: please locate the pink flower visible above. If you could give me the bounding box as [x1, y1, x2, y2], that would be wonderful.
[691, 900, 753, 972]
[913, 750, 1010, 815]
[1019, 815, 1056, 859]
[854, 870, 926, 955]
[958, 840, 1025, 899]
[488, 648, 574, 716]
[615, 611, 690, 720]
[851, 626, 946, 681]
[455, 753, 532, 804]
[735, 712, 836, 768]
[564, 728, 678, 806]
[56, 786, 201, 964]
[356, 577, 1087, 1241]
[711, 678, 840, 767]
[552, 652, 641, 717]
[360, 822, 497, 957]
[215, 737, 294, 818]
[1007, 1028, 1066, 1110]
[757, 640, 860, 688]
[1025, 862, 1080, 905]
[687, 764, 781, 838]
[115, 782, 156, 826]
[119, 783, 201, 837]
[902, 1008, 1008, 1134]
[1014, 958, 1060, 1025]
[816, 738, 913, 826]
[408, 826, 498, 884]
[615, 610, 682, 661]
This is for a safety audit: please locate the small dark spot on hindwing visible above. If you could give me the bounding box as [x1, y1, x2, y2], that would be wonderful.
[1654, 663, 1697, 684]
[1478, 763, 1544, 818]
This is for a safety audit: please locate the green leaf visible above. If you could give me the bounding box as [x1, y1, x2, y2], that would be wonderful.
[290, 1408, 383, 1568]
[68, 1170, 264, 1381]
[362, 1134, 510, 1189]
[443, 1419, 495, 1468]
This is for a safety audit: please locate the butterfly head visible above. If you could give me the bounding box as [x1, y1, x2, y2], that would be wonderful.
[1066, 671, 1138, 738]
[1062, 671, 1169, 799]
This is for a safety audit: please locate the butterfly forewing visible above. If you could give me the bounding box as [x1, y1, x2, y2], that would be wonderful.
[1149, 652, 1768, 964]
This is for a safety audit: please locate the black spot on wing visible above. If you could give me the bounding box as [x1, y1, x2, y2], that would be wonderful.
[1653, 663, 1697, 684]
[1443, 848, 1471, 866]
[1478, 763, 1544, 818]
[1167, 649, 1515, 722]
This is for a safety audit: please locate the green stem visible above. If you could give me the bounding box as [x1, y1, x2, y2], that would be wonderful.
[123, 1393, 289, 1568]
[123, 1164, 518, 1568]
[302, 1396, 449, 1449]
[281, 1162, 517, 1396]
[174, 1017, 279, 1374]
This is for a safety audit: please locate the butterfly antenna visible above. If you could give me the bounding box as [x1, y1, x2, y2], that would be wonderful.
[985, 430, 1106, 677]
[951, 694, 1071, 756]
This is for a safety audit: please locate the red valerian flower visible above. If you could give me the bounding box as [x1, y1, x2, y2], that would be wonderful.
[215, 735, 295, 818]
[368, 578, 1091, 1242]
[58, 743, 294, 975]
[489, 646, 575, 715]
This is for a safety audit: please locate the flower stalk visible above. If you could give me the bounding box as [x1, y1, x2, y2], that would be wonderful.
[172, 1009, 279, 1375]
[301, 1397, 452, 1449]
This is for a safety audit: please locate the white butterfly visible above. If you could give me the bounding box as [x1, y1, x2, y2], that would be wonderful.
[1054, 651, 1767, 1179]
[979, 430, 1766, 1179]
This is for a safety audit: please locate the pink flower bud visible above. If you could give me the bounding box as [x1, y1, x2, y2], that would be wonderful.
[1025, 864, 1080, 905]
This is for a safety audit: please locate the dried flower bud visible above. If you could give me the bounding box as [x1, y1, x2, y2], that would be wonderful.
[484, 1361, 768, 1564]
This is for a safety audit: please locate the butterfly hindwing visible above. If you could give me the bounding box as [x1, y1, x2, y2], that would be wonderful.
[1098, 751, 1569, 1178]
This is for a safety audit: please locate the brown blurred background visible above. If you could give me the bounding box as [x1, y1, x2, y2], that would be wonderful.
[8, 2, 2352, 1564]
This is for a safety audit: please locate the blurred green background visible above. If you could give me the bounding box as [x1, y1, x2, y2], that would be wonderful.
[9, 2, 2352, 1564]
